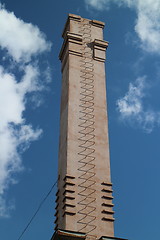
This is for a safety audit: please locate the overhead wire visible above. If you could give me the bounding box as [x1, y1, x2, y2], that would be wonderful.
[17, 180, 57, 240]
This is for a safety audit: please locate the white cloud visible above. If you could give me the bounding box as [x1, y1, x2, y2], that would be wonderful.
[135, 0, 160, 53]
[0, 3, 51, 217]
[0, 64, 43, 217]
[0, 4, 51, 63]
[117, 77, 160, 133]
[117, 77, 145, 117]
[85, 0, 110, 10]
[85, 0, 160, 53]
[0, 196, 15, 218]
[85, 0, 133, 10]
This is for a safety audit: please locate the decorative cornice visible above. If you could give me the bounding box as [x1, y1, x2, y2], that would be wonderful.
[51, 229, 86, 240]
[62, 14, 81, 39]
[68, 13, 81, 21]
[59, 32, 82, 71]
[94, 39, 109, 49]
[93, 39, 109, 62]
[100, 237, 128, 240]
[91, 19, 105, 28]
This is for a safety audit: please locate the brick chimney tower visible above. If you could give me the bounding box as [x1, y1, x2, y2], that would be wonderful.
[51, 14, 127, 240]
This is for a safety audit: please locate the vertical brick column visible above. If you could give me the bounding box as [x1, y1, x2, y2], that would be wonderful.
[55, 14, 114, 240]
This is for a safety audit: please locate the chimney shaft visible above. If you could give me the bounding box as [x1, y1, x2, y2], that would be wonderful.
[54, 14, 114, 240]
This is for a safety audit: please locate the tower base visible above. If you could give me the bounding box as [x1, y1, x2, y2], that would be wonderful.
[51, 230, 127, 240]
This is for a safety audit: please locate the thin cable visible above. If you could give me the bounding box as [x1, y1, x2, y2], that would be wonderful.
[17, 180, 57, 240]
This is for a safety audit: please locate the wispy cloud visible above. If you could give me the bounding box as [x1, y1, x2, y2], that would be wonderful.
[117, 77, 160, 133]
[85, 0, 160, 54]
[85, 0, 110, 10]
[85, 0, 133, 10]
[135, 0, 160, 53]
[0, 3, 51, 217]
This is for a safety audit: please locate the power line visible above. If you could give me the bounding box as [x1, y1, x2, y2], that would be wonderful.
[17, 180, 57, 240]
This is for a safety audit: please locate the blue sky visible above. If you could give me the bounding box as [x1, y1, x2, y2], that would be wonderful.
[0, 0, 160, 239]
